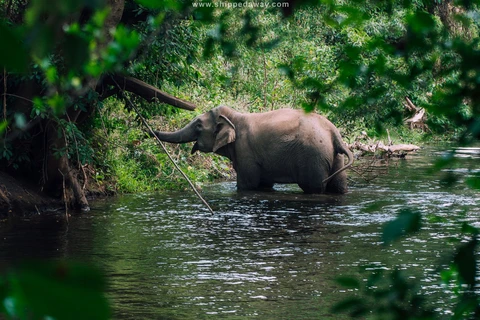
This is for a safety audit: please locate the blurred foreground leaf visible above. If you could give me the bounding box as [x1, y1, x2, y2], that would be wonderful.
[331, 297, 366, 317]
[453, 237, 477, 288]
[335, 276, 360, 289]
[1, 261, 109, 320]
[0, 21, 29, 72]
[382, 209, 421, 245]
[465, 175, 480, 190]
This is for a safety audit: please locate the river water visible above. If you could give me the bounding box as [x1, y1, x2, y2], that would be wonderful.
[0, 145, 479, 319]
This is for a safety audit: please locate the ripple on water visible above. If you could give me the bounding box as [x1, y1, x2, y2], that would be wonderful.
[1, 147, 479, 319]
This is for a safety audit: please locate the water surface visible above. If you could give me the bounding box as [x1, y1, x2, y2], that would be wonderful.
[1, 145, 479, 319]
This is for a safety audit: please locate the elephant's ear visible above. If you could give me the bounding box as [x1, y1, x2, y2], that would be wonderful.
[213, 115, 236, 153]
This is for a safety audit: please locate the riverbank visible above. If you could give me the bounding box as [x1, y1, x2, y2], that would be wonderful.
[0, 172, 62, 216]
[0, 131, 454, 217]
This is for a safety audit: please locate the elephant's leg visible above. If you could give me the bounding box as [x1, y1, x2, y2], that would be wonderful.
[299, 182, 326, 194]
[236, 163, 262, 191]
[259, 180, 274, 191]
[326, 154, 348, 194]
[297, 162, 328, 194]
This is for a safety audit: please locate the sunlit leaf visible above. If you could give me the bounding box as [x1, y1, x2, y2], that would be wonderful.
[0, 120, 8, 135]
[47, 94, 66, 115]
[45, 66, 58, 84]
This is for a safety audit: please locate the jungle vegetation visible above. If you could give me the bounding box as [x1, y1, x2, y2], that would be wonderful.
[1, 0, 478, 209]
[0, 0, 480, 319]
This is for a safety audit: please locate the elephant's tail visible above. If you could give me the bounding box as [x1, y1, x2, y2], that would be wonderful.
[322, 144, 354, 185]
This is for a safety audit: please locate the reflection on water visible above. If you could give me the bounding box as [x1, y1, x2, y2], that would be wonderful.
[0, 146, 479, 319]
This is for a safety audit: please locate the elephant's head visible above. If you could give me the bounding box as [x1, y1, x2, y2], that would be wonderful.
[153, 107, 236, 154]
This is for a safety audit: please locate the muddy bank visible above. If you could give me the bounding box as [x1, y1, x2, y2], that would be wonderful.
[0, 172, 62, 217]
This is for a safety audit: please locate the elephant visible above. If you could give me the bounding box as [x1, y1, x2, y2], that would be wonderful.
[151, 106, 353, 194]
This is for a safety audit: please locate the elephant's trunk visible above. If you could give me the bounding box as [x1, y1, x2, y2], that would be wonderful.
[152, 120, 198, 144]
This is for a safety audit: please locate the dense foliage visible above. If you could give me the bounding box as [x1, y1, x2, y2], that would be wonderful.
[2, 0, 479, 200]
[1, 0, 480, 319]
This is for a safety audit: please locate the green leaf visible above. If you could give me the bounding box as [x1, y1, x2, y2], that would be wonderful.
[461, 222, 479, 236]
[363, 201, 390, 213]
[407, 11, 437, 35]
[440, 266, 457, 284]
[453, 295, 478, 319]
[45, 66, 58, 84]
[92, 7, 110, 27]
[7, 261, 109, 320]
[0, 22, 29, 72]
[63, 33, 89, 72]
[382, 209, 421, 245]
[302, 102, 315, 113]
[135, 0, 181, 10]
[331, 297, 364, 313]
[0, 120, 8, 135]
[465, 175, 480, 190]
[336, 276, 360, 289]
[453, 238, 477, 288]
[47, 94, 66, 115]
[440, 172, 458, 187]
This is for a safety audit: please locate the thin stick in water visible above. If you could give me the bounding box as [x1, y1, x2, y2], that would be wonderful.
[111, 77, 214, 214]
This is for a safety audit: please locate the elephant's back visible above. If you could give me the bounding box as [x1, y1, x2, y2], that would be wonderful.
[258, 109, 335, 131]
[247, 109, 303, 136]
[247, 109, 333, 145]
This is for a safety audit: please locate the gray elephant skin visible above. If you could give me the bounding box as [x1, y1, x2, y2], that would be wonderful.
[152, 106, 353, 194]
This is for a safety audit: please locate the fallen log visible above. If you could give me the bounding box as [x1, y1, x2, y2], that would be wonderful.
[385, 144, 420, 153]
[349, 141, 420, 157]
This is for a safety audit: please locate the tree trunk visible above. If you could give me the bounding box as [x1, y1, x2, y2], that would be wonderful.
[48, 0, 126, 211]
[1, 0, 201, 213]
[45, 121, 90, 211]
[436, 0, 472, 39]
